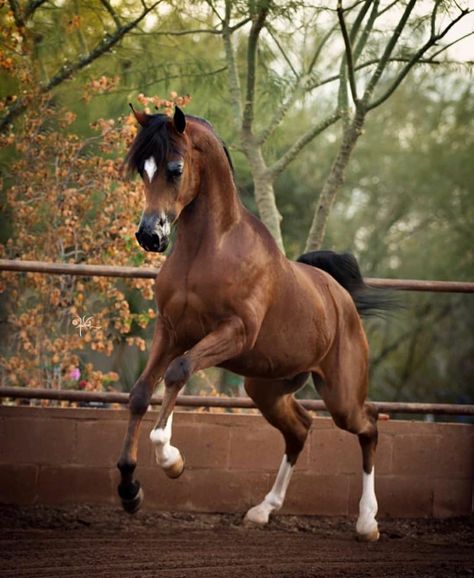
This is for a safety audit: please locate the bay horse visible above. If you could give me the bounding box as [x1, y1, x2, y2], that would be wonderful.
[117, 106, 385, 541]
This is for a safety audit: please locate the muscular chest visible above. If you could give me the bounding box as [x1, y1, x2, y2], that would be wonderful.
[155, 269, 235, 348]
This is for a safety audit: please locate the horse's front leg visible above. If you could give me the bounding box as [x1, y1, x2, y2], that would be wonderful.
[117, 317, 175, 513]
[150, 316, 250, 476]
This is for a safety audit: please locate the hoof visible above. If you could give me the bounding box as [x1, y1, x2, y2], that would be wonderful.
[120, 485, 144, 515]
[164, 455, 185, 479]
[242, 516, 265, 529]
[357, 527, 380, 542]
[242, 504, 270, 527]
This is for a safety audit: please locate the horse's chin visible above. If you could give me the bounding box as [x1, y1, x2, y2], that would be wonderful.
[137, 236, 169, 253]
[143, 243, 168, 254]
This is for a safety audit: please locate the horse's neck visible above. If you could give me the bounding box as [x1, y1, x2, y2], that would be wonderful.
[175, 150, 243, 253]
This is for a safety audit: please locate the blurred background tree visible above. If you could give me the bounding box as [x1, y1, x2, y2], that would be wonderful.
[0, 0, 472, 411]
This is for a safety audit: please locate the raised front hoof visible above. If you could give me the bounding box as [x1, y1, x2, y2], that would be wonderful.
[356, 527, 380, 542]
[119, 484, 144, 515]
[242, 505, 270, 528]
[163, 455, 185, 479]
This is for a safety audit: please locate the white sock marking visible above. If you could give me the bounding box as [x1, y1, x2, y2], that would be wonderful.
[149, 413, 181, 469]
[245, 455, 294, 525]
[356, 467, 378, 536]
[144, 157, 157, 181]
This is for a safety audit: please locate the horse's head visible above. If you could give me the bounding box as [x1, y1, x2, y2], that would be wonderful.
[127, 106, 197, 252]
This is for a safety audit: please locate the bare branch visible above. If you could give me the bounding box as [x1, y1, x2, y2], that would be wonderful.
[222, 0, 243, 126]
[336, 0, 372, 120]
[149, 27, 221, 35]
[368, 8, 471, 111]
[24, 0, 49, 18]
[430, 0, 442, 37]
[256, 80, 301, 145]
[337, 0, 359, 105]
[229, 17, 251, 32]
[309, 55, 471, 92]
[430, 30, 474, 60]
[269, 111, 341, 178]
[140, 17, 251, 37]
[306, 23, 339, 74]
[348, 0, 373, 41]
[361, 0, 417, 106]
[352, 0, 379, 62]
[103, 66, 228, 95]
[205, 0, 224, 23]
[242, 4, 269, 132]
[8, 0, 25, 28]
[98, 0, 122, 29]
[266, 25, 299, 79]
[376, 0, 399, 18]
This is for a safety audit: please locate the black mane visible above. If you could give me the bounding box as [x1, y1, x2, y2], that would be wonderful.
[126, 113, 234, 175]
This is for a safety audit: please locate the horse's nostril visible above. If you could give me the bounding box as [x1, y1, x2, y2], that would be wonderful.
[135, 227, 167, 253]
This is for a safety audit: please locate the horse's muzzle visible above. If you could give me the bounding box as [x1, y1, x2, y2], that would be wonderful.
[135, 213, 171, 253]
[135, 230, 169, 253]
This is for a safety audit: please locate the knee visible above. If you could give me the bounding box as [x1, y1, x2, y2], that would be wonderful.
[164, 356, 191, 389]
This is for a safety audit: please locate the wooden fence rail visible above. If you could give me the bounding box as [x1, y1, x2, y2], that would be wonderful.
[1, 387, 473, 416]
[1, 259, 473, 293]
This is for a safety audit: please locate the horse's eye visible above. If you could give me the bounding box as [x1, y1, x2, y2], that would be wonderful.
[167, 161, 184, 178]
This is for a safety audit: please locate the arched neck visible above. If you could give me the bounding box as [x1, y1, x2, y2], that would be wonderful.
[174, 143, 244, 254]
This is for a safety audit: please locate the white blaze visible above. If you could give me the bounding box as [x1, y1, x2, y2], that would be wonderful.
[144, 157, 157, 181]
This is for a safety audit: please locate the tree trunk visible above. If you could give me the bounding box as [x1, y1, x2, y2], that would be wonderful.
[304, 109, 366, 252]
[254, 176, 284, 252]
[242, 133, 285, 252]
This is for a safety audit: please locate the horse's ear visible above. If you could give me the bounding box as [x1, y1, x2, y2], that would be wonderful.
[173, 106, 186, 134]
[129, 103, 150, 127]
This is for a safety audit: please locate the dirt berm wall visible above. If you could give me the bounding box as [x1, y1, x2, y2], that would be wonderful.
[0, 406, 472, 517]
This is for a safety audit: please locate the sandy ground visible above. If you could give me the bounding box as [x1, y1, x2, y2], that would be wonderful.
[0, 505, 472, 578]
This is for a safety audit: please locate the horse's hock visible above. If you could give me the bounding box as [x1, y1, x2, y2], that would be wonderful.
[0, 405, 472, 518]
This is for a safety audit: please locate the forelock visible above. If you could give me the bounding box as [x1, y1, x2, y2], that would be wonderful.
[126, 114, 181, 175]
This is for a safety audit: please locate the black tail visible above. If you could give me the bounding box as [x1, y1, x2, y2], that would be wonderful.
[297, 250, 396, 317]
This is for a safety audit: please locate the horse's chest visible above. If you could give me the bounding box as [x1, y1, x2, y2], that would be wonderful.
[158, 286, 226, 348]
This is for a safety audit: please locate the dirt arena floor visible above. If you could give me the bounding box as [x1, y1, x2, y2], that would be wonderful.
[0, 505, 472, 578]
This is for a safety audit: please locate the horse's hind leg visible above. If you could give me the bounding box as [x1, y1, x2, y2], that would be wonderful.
[356, 404, 379, 541]
[243, 373, 312, 526]
[313, 339, 380, 541]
